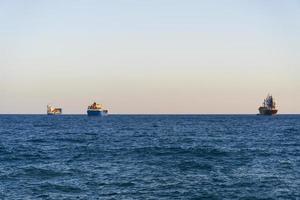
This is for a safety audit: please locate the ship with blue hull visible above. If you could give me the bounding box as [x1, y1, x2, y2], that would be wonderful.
[87, 102, 108, 116]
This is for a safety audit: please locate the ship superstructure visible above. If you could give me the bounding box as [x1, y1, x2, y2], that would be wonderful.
[47, 105, 62, 115]
[258, 94, 278, 115]
[87, 102, 108, 116]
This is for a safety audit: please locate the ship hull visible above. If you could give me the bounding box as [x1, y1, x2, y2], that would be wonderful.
[87, 110, 108, 116]
[47, 113, 62, 115]
[258, 107, 278, 115]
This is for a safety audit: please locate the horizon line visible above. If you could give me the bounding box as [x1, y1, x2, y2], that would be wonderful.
[0, 113, 299, 116]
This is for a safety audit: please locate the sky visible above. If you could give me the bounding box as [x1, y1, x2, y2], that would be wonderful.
[0, 0, 299, 114]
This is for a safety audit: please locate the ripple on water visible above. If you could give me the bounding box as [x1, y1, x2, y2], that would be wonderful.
[130, 147, 230, 158]
[38, 182, 83, 193]
[20, 166, 70, 179]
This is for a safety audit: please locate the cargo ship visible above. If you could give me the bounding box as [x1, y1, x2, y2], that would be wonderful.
[47, 105, 62, 115]
[258, 94, 278, 115]
[87, 102, 108, 116]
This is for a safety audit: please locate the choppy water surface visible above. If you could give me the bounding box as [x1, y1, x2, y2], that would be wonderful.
[0, 115, 299, 199]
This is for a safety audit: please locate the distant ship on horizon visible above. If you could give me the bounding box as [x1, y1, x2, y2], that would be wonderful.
[47, 105, 62, 115]
[258, 94, 278, 115]
[87, 102, 108, 116]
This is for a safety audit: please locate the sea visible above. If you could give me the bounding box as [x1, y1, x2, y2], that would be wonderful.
[0, 115, 299, 200]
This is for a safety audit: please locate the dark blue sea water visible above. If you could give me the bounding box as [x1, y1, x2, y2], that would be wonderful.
[0, 115, 299, 200]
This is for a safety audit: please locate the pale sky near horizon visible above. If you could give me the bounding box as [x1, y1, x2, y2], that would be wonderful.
[0, 0, 299, 114]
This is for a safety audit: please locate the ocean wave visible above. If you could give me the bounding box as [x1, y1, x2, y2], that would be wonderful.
[128, 146, 230, 158]
[39, 182, 83, 193]
[20, 166, 71, 179]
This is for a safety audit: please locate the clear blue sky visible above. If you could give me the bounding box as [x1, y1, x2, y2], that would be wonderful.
[1, 0, 299, 114]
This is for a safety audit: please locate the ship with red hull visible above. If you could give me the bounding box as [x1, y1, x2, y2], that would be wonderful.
[258, 94, 278, 115]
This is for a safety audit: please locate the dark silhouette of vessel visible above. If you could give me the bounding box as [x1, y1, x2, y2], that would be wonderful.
[258, 94, 278, 115]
